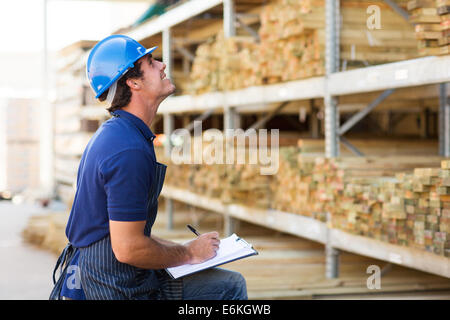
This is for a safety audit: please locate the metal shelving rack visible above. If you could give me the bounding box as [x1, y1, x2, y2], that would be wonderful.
[162, 185, 450, 278]
[123, 0, 450, 278]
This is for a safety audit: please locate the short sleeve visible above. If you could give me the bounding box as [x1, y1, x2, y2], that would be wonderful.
[100, 149, 154, 221]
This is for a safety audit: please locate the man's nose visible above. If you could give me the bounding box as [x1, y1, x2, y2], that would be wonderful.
[160, 61, 166, 71]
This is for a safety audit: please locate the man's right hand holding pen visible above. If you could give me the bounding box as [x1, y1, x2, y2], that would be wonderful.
[185, 224, 220, 264]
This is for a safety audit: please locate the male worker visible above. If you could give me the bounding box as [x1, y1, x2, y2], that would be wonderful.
[50, 35, 247, 300]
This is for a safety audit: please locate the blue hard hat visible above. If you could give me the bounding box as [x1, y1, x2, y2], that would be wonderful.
[86, 34, 157, 98]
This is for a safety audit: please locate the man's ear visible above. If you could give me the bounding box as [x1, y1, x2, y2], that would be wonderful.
[126, 78, 140, 90]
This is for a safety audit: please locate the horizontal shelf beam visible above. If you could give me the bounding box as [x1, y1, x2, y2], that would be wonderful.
[160, 185, 226, 214]
[160, 186, 327, 243]
[157, 56, 450, 115]
[330, 229, 450, 278]
[127, 0, 224, 41]
[329, 56, 450, 96]
[227, 204, 328, 244]
[160, 186, 450, 278]
[158, 77, 325, 114]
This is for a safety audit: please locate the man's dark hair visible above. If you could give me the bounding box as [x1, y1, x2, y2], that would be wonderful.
[98, 54, 153, 113]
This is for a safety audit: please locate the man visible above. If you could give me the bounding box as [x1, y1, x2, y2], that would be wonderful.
[50, 35, 247, 300]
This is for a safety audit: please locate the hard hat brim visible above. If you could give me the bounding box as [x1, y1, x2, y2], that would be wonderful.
[94, 46, 158, 99]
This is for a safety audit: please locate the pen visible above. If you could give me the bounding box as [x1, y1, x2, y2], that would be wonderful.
[187, 224, 200, 236]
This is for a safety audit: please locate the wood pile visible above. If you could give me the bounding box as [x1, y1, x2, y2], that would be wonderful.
[22, 212, 69, 255]
[186, 0, 420, 94]
[409, 0, 450, 55]
[221, 162, 272, 208]
[162, 145, 272, 208]
[162, 138, 448, 256]
[323, 159, 450, 257]
[258, 0, 324, 84]
[187, 34, 261, 94]
[273, 152, 449, 257]
[270, 148, 326, 220]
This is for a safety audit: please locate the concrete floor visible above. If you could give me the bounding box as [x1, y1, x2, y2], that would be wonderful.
[0, 201, 57, 300]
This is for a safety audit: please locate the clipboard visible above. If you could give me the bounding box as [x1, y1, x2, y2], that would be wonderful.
[165, 233, 258, 279]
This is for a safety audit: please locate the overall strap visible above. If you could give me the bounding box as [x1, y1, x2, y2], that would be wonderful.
[49, 243, 77, 300]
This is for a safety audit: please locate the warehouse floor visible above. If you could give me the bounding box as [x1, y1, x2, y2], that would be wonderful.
[0, 202, 55, 299]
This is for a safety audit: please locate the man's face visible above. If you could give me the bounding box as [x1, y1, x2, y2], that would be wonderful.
[138, 55, 176, 101]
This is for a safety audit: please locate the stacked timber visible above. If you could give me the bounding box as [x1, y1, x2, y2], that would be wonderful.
[328, 160, 449, 256]
[186, 0, 419, 94]
[258, 0, 324, 84]
[160, 138, 448, 256]
[22, 212, 69, 255]
[262, 0, 418, 65]
[164, 162, 193, 190]
[437, 0, 450, 51]
[271, 148, 317, 217]
[409, 0, 450, 55]
[191, 164, 228, 198]
[221, 161, 272, 208]
[187, 34, 260, 94]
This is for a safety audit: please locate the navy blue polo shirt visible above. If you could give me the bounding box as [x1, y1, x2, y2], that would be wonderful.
[66, 110, 157, 248]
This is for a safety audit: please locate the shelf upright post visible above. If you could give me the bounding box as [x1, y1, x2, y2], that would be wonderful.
[324, 0, 340, 159]
[223, 0, 236, 38]
[163, 27, 173, 83]
[223, 109, 241, 236]
[324, 0, 340, 279]
[223, 106, 240, 236]
[164, 111, 175, 230]
[163, 27, 175, 229]
[439, 82, 450, 157]
[223, 0, 240, 236]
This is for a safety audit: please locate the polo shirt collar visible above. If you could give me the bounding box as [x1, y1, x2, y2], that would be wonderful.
[112, 109, 156, 142]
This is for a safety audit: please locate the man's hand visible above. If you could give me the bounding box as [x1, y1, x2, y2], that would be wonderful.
[185, 232, 220, 264]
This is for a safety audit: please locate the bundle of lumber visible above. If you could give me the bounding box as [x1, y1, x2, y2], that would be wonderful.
[221, 161, 272, 208]
[272, 151, 449, 256]
[270, 148, 326, 220]
[162, 143, 273, 208]
[164, 162, 193, 190]
[187, 34, 261, 94]
[258, 0, 324, 84]
[408, 0, 450, 55]
[261, 0, 418, 66]
[160, 136, 448, 256]
[325, 159, 449, 256]
[22, 212, 69, 255]
[191, 164, 228, 198]
[186, 0, 419, 94]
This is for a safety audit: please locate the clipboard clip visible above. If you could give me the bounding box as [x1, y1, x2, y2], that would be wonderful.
[235, 236, 250, 247]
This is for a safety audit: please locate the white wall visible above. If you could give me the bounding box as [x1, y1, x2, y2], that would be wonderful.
[0, 100, 6, 191]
